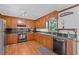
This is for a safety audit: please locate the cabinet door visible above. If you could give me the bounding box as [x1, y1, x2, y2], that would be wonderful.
[6, 34, 17, 44]
[66, 39, 73, 55]
[37, 33, 41, 43]
[6, 19, 16, 28]
[46, 38, 53, 50]
[34, 33, 39, 42]
[42, 35, 47, 47]
[35, 20, 42, 28]
[27, 32, 35, 41]
[36, 21, 40, 28]
[30, 21, 34, 28]
[26, 20, 35, 28]
[35, 33, 53, 50]
[36, 20, 46, 28]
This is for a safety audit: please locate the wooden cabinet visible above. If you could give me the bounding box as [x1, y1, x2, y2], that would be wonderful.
[34, 33, 53, 50]
[6, 34, 17, 45]
[27, 32, 35, 41]
[26, 20, 35, 28]
[6, 19, 16, 28]
[1, 15, 35, 28]
[35, 18, 46, 28]
[17, 19, 35, 28]
[35, 11, 58, 28]
[46, 38, 53, 50]
[66, 39, 73, 55]
[35, 20, 41, 28]
[3, 17, 17, 28]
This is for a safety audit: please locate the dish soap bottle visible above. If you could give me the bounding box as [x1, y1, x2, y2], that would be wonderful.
[68, 32, 71, 38]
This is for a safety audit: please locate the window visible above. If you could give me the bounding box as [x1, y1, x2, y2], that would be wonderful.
[48, 17, 57, 32]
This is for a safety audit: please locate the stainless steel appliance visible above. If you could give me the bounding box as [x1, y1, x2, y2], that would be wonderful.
[0, 20, 5, 55]
[53, 37, 66, 55]
[17, 25, 28, 43]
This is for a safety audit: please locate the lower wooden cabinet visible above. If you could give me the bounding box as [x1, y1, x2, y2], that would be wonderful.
[34, 33, 53, 50]
[27, 32, 35, 41]
[5, 34, 17, 45]
[66, 39, 73, 55]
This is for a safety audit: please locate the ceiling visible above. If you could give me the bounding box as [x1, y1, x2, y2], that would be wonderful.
[0, 4, 74, 20]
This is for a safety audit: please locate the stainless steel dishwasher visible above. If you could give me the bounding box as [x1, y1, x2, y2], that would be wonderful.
[53, 37, 66, 55]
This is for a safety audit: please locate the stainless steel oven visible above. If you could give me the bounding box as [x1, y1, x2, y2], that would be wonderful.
[17, 25, 29, 43]
[17, 28, 27, 43]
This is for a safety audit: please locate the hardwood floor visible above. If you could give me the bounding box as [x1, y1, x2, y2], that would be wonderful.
[5, 41, 55, 55]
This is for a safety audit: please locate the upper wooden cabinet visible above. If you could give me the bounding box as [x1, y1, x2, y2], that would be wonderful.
[35, 20, 45, 28]
[26, 20, 35, 28]
[35, 11, 58, 28]
[6, 19, 17, 28]
[1, 16, 17, 28]
[17, 19, 35, 28]
[1, 15, 35, 28]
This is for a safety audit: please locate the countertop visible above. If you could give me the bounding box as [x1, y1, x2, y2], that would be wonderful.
[35, 31, 77, 40]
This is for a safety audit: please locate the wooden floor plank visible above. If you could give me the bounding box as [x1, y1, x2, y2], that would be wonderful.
[27, 41, 42, 55]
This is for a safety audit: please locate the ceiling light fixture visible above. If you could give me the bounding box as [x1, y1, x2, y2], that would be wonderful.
[21, 10, 27, 17]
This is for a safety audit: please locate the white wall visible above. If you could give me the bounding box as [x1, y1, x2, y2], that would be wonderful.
[58, 6, 79, 55]
[58, 6, 79, 28]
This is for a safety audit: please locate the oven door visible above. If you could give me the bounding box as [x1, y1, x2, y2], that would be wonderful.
[18, 33, 26, 43]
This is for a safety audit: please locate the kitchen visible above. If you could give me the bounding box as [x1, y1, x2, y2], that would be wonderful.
[0, 4, 79, 55]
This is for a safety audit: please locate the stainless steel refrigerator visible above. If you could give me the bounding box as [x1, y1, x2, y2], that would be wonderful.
[0, 19, 5, 55]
